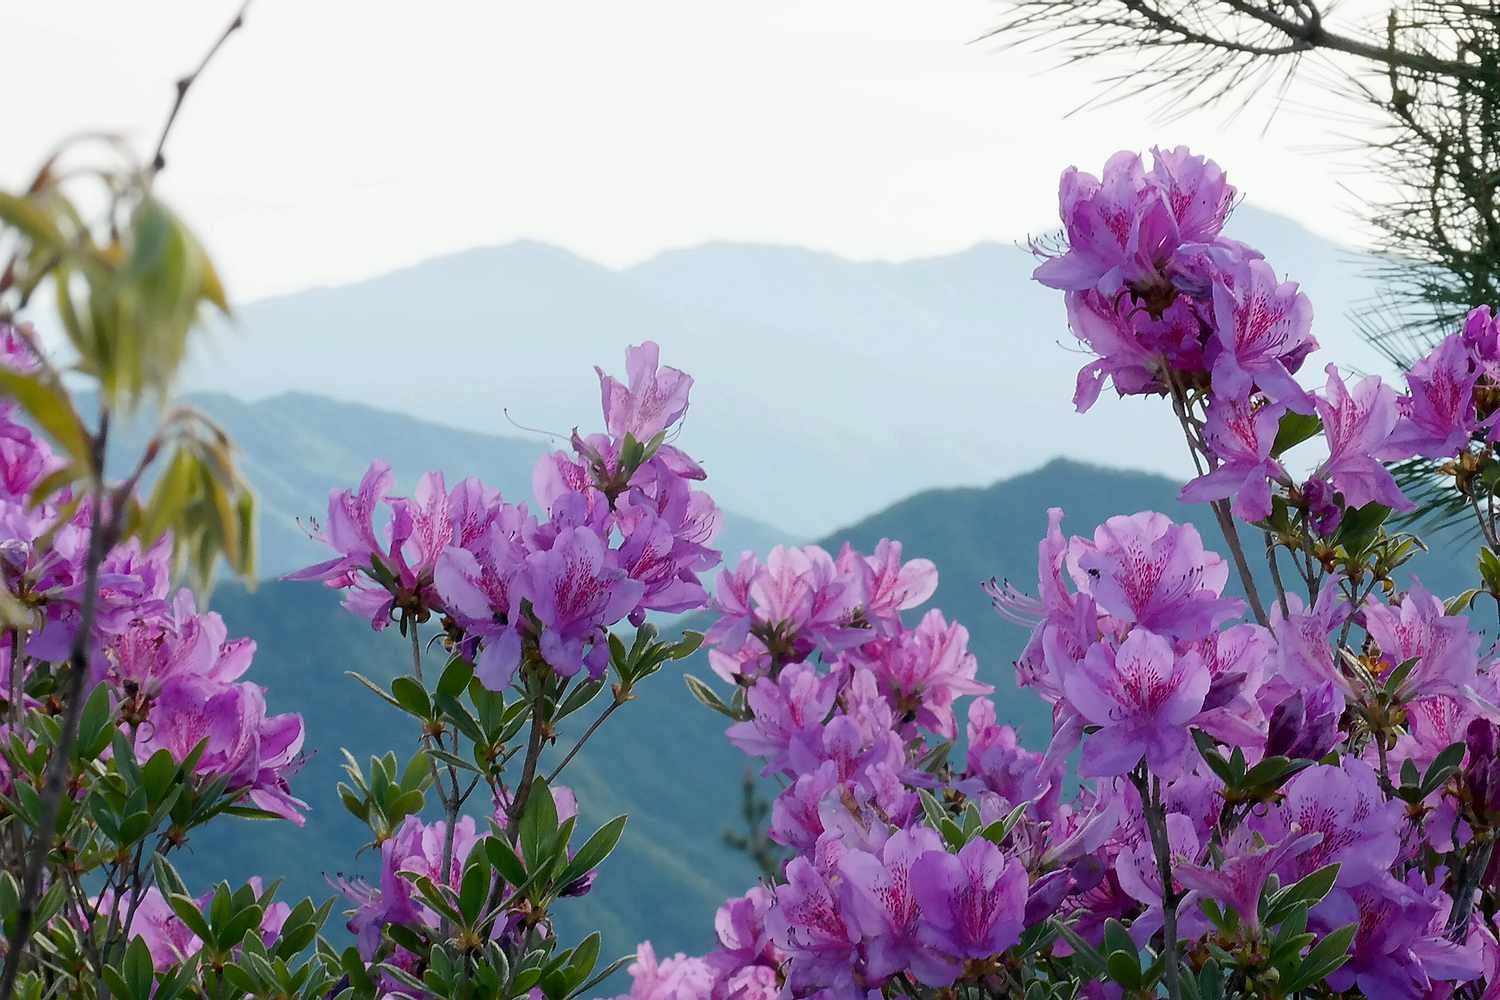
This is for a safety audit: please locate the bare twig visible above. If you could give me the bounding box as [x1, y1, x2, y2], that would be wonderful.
[546, 697, 623, 785]
[150, 1, 252, 176]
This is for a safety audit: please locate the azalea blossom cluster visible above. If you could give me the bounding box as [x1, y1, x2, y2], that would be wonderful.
[1037, 147, 1500, 537]
[617, 508, 1500, 1000]
[331, 782, 596, 987]
[604, 149, 1500, 1000]
[295, 341, 721, 689]
[0, 323, 304, 823]
[619, 542, 1067, 999]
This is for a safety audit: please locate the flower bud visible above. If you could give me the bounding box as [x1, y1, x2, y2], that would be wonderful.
[1302, 478, 1343, 538]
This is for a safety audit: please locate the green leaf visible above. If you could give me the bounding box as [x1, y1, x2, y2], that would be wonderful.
[1271, 412, 1322, 458]
[390, 676, 432, 720]
[437, 657, 474, 699]
[683, 675, 737, 718]
[0, 192, 65, 249]
[485, 836, 529, 886]
[0, 371, 91, 466]
[519, 778, 559, 866]
[166, 893, 212, 943]
[1284, 922, 1357, 992]
[1106, 950, 1141, 989]
[668, 631, 704, 660]
[1422, 740, 1468, 796]
[559, 815, 627, 887]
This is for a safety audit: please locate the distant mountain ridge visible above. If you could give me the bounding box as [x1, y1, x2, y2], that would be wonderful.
[102, 391, 786, 579]
[181, 206, 1390, 539]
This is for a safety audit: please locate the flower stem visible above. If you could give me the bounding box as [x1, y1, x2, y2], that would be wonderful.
[1135, 770, 1183, 1000]
[1, 414, 112, 1000]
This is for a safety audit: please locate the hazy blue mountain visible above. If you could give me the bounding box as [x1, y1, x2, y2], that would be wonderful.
[101, 391, 785, 579]
[184, 456, 1483, 964]
[180, 207, 1389, 539]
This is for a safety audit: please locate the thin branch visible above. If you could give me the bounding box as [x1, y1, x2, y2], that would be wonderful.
[1, 415, 112, 1000]
[150, 0, 252, 176]
[546, 698, 624, 785]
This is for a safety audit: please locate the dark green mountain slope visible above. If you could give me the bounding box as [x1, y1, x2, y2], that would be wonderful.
[182, 458, 1484, 963]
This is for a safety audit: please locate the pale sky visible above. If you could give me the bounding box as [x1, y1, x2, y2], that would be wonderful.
[7, 1, 1388, 301]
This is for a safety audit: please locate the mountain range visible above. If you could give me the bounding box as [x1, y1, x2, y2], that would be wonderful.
[178, 205, 1392, 539]
[102, 392, 785, 580]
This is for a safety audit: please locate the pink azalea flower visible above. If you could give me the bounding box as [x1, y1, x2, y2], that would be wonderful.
[861, 609, 990, 739]
[911, 837, 1028, 962]
[1174, 826, 1321, 933]
[521, 525, 643, 679]
[1312, 364, 1412, 511]
[1179, 392, 1286, 522]
[608, 941, 715, 1000]
[838, 826, 960, 986]
[841, 539, 938, 631]
[596, 341, 694, 443]
[1209, 258, 1316, 413]
[1386, 334, 1482, 459]
[1068, 511, 1242, 641]
[1362, 581, 1481, 704]
[1267, 578, 1352, 709]
[1063, 629, 1211, 778]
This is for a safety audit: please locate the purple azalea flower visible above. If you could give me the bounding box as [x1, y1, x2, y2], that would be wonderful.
[1063, 629, 1211, 778]
[1300, 476, 1344, 537]
[1248, 759, 1402, 895]
[607, 942, 715, 1000]
[433, 507, 533, 690]
[596, 341, 693, 443]
[709, 887, 782, 971]
[1209, 258, 1316, 413]
[521, 525, 643, 679]
[1321, 873, 1485, 1000]
[962, 697, 1061, 816]
[1149, 145, 1236, 244]
[1188, 622, 1273, 748]
[1062, 290, 1203, 412]
[1463, 305, 1500, 397]
[860, 609, 991, 739]
[1268, 579, 1352, 709]
[1179, 392, 1286, 521]
[1264, 684, 1340, 760]
[727, 662, 841, 776]
[1114, 812, 1203, 945]
[838, 826, 960, 986]
[1386, 334, 1482, 459]
[135, 675, 308, 825]
[1068, 511, 1243, 641]
[767, 855, 861, 992]
[1312, 364, 1412, 511]
[1174, 826, 1321, 933]
[769, 764, 837, 851]
[1034, 151, 1159, 294]
[334, 815, 481, 957]
[911, 836, 1028, 963]
[1362, 581, 1481, 704]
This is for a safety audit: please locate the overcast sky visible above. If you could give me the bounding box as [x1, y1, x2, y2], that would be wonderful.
[7, 1, 1387, 302]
